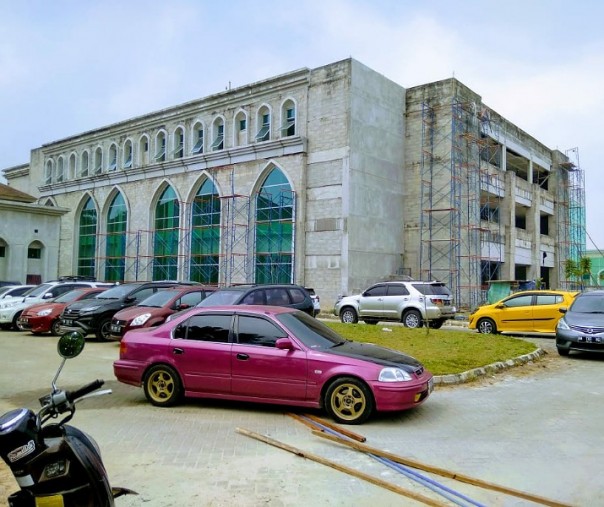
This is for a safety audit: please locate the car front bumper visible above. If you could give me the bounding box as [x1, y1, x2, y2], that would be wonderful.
[369, 373, 434, 412]
[556, 329, 604, 354]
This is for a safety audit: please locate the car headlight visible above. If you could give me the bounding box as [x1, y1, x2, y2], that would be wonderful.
[37, 309, 53, 317]
[131, 313, 151, 326]
[378, 367, 413, 382]
[557, 318, 569, 330]
[1, 301, 19, 309]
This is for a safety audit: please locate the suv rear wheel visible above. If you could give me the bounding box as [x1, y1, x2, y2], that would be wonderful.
[402, 309, 422, 328]
[339, 307, 358, 324]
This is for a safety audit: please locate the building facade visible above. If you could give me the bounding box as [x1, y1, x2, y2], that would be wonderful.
[2, 58, 584, 309]
[0, 181, 67, 284]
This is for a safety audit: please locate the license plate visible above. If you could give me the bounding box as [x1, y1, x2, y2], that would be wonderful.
[62, 319, 73, 327]
[579, 336, 602, 343]
[36, 494, 65, 507]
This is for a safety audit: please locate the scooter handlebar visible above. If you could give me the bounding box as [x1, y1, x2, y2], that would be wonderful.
[67, 379, 105, 403]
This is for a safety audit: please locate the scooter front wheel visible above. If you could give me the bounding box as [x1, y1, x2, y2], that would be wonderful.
[143, 365, 183, 407]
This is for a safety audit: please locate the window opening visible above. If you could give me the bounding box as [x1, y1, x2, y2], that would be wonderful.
[78, 198, 97, 278]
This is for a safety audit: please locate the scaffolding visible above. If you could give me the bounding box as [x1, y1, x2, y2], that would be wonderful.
[420, 97, 504, 310]
[556, 147, 586, 289]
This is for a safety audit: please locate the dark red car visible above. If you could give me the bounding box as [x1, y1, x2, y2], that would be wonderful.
[18, 288, 108, 335]
[109, 285, 215, 341]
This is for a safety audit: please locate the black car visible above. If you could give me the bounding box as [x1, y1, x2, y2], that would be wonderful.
[196, 284, 315, 316]
[556, 290, 604, 356]
[60, 281, 202, 340]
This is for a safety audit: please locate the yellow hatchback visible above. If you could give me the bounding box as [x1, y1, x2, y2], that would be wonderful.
[468, 290, 580, 335]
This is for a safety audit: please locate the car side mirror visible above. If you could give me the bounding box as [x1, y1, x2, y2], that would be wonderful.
[496, 303, 505, 309]
[559, 307, 567, 314]
[43, 292, 54, 299]
[177, 304, 190, 310]
[275, 338, 295, 350]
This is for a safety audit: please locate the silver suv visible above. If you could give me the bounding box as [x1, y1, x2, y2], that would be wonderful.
[334, 280, 456, 328]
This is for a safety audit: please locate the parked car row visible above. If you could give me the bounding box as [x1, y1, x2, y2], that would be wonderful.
[0, 281, 322, 339]
[467, 287, 604, 357]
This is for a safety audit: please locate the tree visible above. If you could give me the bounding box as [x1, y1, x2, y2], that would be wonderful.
[565, 257, 593, 289]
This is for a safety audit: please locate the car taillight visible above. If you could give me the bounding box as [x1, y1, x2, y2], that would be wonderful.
[119, 342, 127, 357]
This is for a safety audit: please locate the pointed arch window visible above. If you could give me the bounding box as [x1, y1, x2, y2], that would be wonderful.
[108, 144, 118, 171]
[80, 152, 89, 177]
[105, 193, 127, 281]
[44, 160, 53, 184]
[123, 141, 133, 169]
[190, 179, 220, 283]
[78, 198, 97, 278]
[56, 157, 65, 182]
[153, 186, 179, 280]
[281, 101, 296, 137]
[172, 128, 184, 159]
[69, 154, 77, 179]
[255, 168, 294, 283]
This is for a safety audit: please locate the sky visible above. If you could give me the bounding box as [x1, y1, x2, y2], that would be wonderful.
[1, 0, 603, 248]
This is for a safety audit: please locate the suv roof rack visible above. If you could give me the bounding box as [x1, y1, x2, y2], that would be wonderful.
[56, 275, 97, 282]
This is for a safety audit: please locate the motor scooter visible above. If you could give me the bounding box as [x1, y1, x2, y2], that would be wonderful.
[0, 331, 136, 506]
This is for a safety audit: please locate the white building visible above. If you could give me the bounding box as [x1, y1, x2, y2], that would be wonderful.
[2, 58, 584, 309]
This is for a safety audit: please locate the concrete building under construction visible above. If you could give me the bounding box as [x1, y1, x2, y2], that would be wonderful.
[1, 58, 585, 310]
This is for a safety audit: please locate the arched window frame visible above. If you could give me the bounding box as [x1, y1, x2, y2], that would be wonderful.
[68, 152, 77, 180]
[255, 104, 272, 142]
[56, 156, 65, 182]
[94, 147, 103, 174]
[280, 98, 297, 137]
[123, 139, 133, 169]
[190, 120, 204, 155]
[172, 126, 185, 159]
[253, 165, 295, 284]
[104, 190, 128, 281]
[154, 130, 167, 162]
[80, 151, 89, 177]
[152, 183, 180, 280]
[44, 159, 54, 184]
[210, 117, 225, 151]
[139, 134, 150, 167]
[108, 143, 118, 171]
[76, 195, 98, 278]
[189, 177, 221, 284]
[234, 109, 248, 147]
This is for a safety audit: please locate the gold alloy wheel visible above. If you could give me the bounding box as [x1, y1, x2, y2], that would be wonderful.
[146, 369, 176, 404]
[328, 382, 367, 422]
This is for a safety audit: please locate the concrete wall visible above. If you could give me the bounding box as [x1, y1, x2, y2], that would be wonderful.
[0, 202, 66, 283]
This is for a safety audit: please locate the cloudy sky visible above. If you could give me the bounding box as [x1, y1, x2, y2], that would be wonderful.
[2, 0, 603, 247]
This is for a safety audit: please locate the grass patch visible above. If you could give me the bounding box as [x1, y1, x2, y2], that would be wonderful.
[323, 322, 537, 376]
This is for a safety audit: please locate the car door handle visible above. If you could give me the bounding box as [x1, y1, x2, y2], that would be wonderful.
[236, 353, 249, 361]
[173, 348, 184, 355]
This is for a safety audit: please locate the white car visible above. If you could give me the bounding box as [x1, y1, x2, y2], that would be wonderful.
[0, 285, 34, 300]
[0, 280, 111, 330]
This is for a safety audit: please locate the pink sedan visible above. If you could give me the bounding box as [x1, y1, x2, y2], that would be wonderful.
[114, 305, 433, 424]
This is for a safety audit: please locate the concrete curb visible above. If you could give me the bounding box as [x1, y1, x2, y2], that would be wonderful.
[433, 347, 547, 385]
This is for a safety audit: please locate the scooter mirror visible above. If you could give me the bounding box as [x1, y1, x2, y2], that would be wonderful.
[57, 331, 86, 359]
